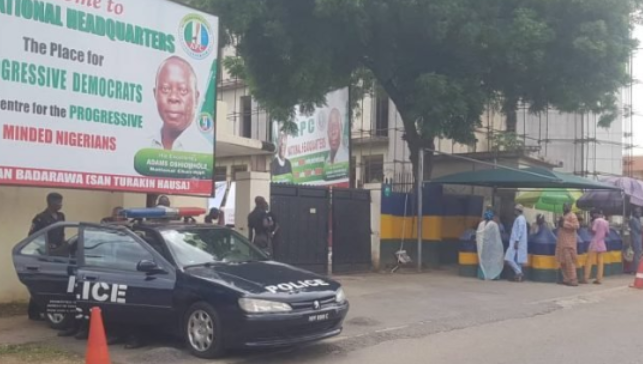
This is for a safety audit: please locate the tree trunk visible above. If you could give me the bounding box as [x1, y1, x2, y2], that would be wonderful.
[367, 70, 435, 187]
[503, 98, 519, 133]
[408, 138, 436, 185]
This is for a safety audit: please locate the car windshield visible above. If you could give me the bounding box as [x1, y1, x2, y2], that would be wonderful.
[161, 228, 268, 268]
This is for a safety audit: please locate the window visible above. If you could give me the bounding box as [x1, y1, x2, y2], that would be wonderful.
[42, 226, 79, 258]
[134, 230, 174, 263]
[351, 157, 357, 188]
[375, 91, 389, 137]
[363, 155, 384, 184]
[241, 96, 252, 138]
[232, 165, 248, 180]
[214, 166, 227, 182]
[83, 228, 153, 272]
[162, 228, 267, 267]
[20, 235, 46, 256]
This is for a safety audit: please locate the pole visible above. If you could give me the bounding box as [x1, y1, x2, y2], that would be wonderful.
[417, 149, 424, 273]
[622, 190, 627, 237]
[328, 187, 334, 277]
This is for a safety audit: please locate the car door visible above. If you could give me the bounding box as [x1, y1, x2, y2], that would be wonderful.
[76, 225, 176, 326]
[13, 225, 80, 316]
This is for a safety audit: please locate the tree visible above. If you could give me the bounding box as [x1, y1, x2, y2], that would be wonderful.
[187, 0, 640, 181]
[485, 1, 640, 132]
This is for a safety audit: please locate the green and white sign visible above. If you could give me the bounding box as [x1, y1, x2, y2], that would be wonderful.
[271, 88, 350, 187]
[0, 0, 218, 196]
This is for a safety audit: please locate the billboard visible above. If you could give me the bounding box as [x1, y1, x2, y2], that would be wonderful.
[0, 0, 218, 196]
[271, 88, 350, 187]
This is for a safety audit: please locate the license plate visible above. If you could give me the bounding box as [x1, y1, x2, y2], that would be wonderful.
[308, 313, 330, 322]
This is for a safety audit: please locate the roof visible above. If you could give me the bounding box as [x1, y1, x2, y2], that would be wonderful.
[432, 151, 556, 169]
[431, 167, 618, 190]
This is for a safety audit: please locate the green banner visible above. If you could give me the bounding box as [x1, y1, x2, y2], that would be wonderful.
[134, 149, 213, 179]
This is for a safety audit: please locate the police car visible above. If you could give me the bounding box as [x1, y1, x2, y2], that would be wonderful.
[12, 207, 349, 359]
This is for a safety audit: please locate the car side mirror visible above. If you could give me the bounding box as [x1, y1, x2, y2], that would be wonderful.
[137, 260, 165, 274]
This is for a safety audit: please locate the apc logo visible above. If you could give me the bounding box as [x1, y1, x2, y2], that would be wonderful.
[179, 14, 215, 60]
[199, 113, 214, 133]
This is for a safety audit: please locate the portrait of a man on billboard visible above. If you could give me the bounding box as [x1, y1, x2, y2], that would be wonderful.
[150, 56, 201, 151]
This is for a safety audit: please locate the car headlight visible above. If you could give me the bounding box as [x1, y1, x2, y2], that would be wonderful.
[335, 287, 346, 304]
[238, 298, 292, 314]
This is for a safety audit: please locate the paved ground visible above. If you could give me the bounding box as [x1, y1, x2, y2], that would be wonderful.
[0, 268, 640, 363]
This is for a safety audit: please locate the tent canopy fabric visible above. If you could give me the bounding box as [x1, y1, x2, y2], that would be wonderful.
[432, 167, 618, 190]
[515, 189, 583, 213]
[577, 176, 643, 215]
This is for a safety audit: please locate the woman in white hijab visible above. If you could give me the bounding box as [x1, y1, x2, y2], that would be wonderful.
[476, 209, 505, 280]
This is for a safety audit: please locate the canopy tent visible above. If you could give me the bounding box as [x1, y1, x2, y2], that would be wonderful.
[432, 167, 618, 190]
[577, 176, 643, 215]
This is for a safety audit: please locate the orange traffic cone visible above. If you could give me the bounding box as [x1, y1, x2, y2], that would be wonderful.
[86, 307, 110, 364]
[631, 259, 643, 290]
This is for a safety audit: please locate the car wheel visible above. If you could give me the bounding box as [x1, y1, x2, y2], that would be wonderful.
[46, 312, 72, 330]
[184, 302, 225, 359]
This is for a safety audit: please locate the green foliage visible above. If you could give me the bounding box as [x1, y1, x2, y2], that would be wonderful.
[186, 0, 640, 174]
[490, 132, 525, 153]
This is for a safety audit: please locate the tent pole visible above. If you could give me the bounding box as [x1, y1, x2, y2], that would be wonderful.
[417, 149, 424, 273]
[622, 190, 627, 236]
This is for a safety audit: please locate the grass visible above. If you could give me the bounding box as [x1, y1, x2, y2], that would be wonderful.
[0, 302, 28, 318]
[0, 344, 82, 364]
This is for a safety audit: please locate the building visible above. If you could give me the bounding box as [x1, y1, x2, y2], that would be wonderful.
[624, 156, 643, 180]
[217, 44, 628, 236]
[218, 54, 627, 189]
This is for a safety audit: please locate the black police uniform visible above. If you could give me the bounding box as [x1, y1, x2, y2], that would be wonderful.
[27, 210, 66, 321]
[248, 207, 272, 255]
[30, 211, 66, 244]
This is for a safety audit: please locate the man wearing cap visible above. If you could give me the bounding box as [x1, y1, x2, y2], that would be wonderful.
[506, 204, 528, 282]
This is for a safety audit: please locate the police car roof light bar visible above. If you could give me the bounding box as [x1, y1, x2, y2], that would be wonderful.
[121, 207, 206, 219]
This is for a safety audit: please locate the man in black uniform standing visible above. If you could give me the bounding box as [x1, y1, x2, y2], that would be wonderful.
[29, 192, 66, 243]
[27, 193, 68, 326]
[248, 196, 273, 256]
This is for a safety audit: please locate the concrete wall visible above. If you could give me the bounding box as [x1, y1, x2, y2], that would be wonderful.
[0, 186, 208, 303]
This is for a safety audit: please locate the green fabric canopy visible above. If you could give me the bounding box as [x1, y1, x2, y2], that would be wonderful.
[432, 167, 617, 190]
[515, 189, 583, 213]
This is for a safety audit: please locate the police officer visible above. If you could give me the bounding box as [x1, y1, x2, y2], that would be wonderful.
[205, 208, 221, 224]
[248, 197, 274, 256]
[29, 192, 66, 242]
[27, 193, 66, 321]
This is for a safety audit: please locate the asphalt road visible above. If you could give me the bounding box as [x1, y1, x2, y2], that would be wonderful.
[1, 271, 640, 364]
[257, 280, 642, 364]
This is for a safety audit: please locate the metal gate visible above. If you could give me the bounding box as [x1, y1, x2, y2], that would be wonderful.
[270, 184, 330, 274]
[332, 188, 372, 273]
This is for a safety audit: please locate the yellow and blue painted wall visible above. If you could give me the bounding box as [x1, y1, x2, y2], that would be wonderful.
[380, 185, 483, 268]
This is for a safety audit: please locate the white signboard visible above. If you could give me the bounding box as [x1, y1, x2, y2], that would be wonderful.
[0, 0, 218, 196]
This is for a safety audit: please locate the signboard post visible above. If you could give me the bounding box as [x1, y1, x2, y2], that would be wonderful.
[0, 0, 219, 196]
